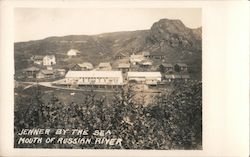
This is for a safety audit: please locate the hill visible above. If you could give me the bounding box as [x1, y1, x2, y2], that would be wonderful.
[14, 18, 202, 79]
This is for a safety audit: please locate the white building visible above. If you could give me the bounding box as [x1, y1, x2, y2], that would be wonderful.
[127, 72, 162, 85]
[67, 49, 80, 57]
[43, 55, 56, 66]
[65, 71, 123, 85]
[130, 53, 144, 65]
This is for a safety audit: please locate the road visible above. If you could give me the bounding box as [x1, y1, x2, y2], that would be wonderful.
[17, 81, 161, 93]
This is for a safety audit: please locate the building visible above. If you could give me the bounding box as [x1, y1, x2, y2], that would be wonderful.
[164, 74, 190, 82]
[71, 62, 93, 71]
[114, 52, 127, 59]
[139, 60, 153, 67]
[118, 63, 130, 73]
[36, 70, 55, 79]
[43, 55, 56, 66]
[160, 63, 174, 72]
[175, 63, 188, 71]
[142, 51, 150, 58]
[130, 53, 144, 65]
[78, 62, 93, 70]
[70, 64, 82, 71]
[165, 74, 181, 82]
[98, 62, 112, 71]
[23, 67, 40, 78]
[55, 69, 66, 77]
[127, 72, 162, 85]
[67, 49, 80, 57]
[149, 52, 165, 59]
[65, 71, 123, 86]
[31, 55, 44, 65]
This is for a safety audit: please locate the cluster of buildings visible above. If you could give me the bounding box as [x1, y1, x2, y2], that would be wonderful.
[22, 66, 66, 79]
[31, 55, 56, 66]
[23, 54, 62, 79]
[21, 49, 191, 87]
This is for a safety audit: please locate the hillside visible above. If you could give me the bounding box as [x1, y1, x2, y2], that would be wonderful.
[14, 18, 202, 79]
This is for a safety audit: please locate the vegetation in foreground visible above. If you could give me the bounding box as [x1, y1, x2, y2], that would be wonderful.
[14, 81, 202, 149]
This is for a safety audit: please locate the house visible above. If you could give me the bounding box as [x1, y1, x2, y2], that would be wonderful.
[160, 63, 174, 72]
[114, 52, 127, 59]
[98, 62, 112, 71]
[139, 60, 153, 67]
[127, 72, 162, 85]
[118, 63, 130, 73]
[65, 71, 123, 86]
[175, 63, 188, 71]
[71, 62, 93, 71]
[43, 55, 56, 66]
[23, 67, 40, 78]
[31, 55, 44, 65]
[78, 62, 94, 70]
[149, 52, 165, 59]
[70, 64, 82, 71]
[55, 69, 66, 77]
[142, 51, 150, 58]
[67, 49, 80, 57]
[36, 70, 54, 79]
[130, 53, 144, 65]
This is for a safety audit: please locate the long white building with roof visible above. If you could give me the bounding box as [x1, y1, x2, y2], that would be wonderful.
[127, 72, 162, 85]
[65, 71, 123, 85]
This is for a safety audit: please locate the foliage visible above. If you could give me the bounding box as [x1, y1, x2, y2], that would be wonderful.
[14, 81, 202, 149]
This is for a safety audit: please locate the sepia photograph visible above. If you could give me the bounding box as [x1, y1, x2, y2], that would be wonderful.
[13, 8, 202, 150]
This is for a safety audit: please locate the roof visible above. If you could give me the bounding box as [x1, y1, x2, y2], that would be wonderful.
[140, 60, 152, 65]
[23, 67, 40, 72]
[118, 63, 130, 68]
[142, 51, 150, 56]
[65, 71, 122, 78]
[128, 72, 162, 78]
[67, 49, 80, 54]
[33, 55, 44, 60]
[99, 62, 111, 67]
[77, 62, 93, 69]
[176, 63, 188, 67]
[44, 55, 55, 59]
[165, 74, 182, 79]
[56, 69, 66, 72]
[40, 70, 54, 75]
[130, 54, 144, 59]
[150, 51, 163, 56]
[161, 63, 174, 67]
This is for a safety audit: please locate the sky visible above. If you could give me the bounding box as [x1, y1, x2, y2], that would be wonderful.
[15, 8, 201, 42]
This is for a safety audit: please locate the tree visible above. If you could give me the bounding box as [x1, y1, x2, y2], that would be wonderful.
[174, 64, 181, 73]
